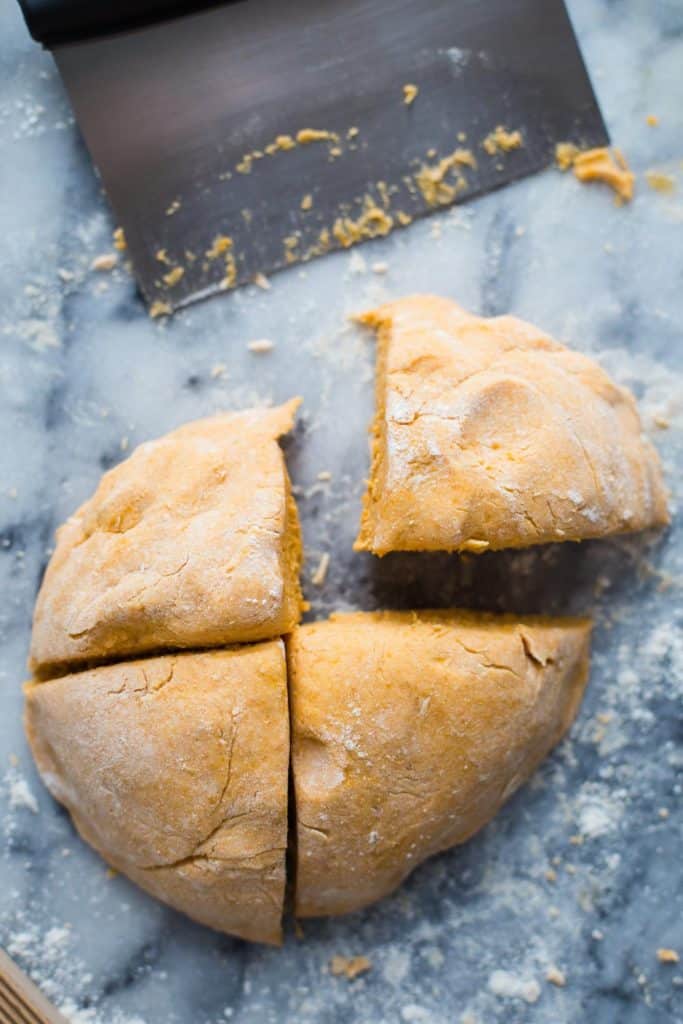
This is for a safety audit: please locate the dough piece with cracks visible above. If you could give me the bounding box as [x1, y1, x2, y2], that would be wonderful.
[31, 400, 303, 676]
[289, 610, 591, 917]
[25, 643, 289, 944]
[355, 295, 668, 554]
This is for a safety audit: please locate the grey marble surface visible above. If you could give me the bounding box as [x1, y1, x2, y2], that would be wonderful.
[1, 0, 682, 1021]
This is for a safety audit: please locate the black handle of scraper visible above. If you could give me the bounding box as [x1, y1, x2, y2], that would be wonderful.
[18, 0, 243, 47]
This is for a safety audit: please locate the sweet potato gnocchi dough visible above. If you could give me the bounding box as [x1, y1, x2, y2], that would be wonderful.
[25, 299, 667, 944]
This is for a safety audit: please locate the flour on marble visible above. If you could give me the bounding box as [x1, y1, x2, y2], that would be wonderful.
[4, 765, 39, 814]
[487, 969, 541, 1003]
[4, 915, 152, 1024]
[3, 763, 40, 841]
[400, 1004, 435, 1022]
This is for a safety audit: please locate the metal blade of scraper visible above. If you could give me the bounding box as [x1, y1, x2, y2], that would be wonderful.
[52, 0, 607, 311]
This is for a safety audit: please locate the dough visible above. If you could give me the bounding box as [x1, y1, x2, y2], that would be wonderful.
[25, 643, 289, 945]
[23, 372, 604, 939]
[30, 400, 303, 677]
[288, 610, 591, 917]
[355, 295, 668, 555]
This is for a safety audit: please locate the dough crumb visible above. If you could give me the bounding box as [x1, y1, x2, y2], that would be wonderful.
[555, 141, 580, 170]
[645, 170, 676, 194]
[330, 955, 372, 980]
[113, 226, 127, 250]
[482, 125, 523, 155]
[90, 253, 117, 272]
[657, 948, 679, 964]
[247, 338, 274, 354]
[253, 272, 271, 290]
[221, 254, 237, 289]
[658, 806, 670, 817]
[155, 248, 170, 264]
[274, 133, 296, 151]
[206, 235, 236, 288]
[297, 128, 339, 145]
[317, 470, 332, 481]
[488, 970, 540, 1004]
[283, 234, 300, 263]
[162, 266, 184, 287]
[403, 83, 419, 105]
[546, 966, 567, 987]
[210, 362, 228, 379]
[311, 552, 330, 586]
[415, 148, 475, 206]
[149, 300, 172, 319]
[372, 261, 389, 274]
[206, 235, 233, 259]
[570, 147, 635, 203]
[166, 198, 181, 215]
[333, 197, 393, 247]
[646, 114, 659, 126]
[300, 194, 313, 211]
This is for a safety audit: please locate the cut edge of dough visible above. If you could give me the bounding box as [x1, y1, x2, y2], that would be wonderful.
[281, 468, 305, 633]
[354, 307, 391, 554]
[326, 607, 593, 633]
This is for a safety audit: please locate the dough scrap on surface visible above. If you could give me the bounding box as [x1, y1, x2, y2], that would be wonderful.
[25, 643, 289, 945]
[30, 400, 303, 676]
[288, 610, 591, 918]
[355, 295, 668, 555]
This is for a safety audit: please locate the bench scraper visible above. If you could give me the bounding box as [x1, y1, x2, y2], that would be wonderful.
[19, 0, 607, 312]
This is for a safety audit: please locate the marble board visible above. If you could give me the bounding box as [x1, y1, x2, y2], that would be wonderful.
[1, 1, 681, 1022]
